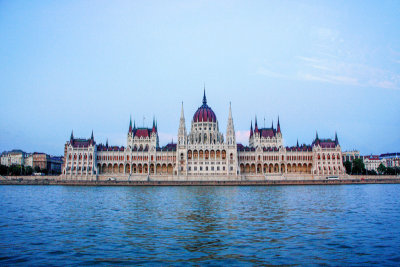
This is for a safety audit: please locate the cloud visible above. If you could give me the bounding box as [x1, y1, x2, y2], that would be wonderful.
[236, 130, 249, 145]
[257, 26, 400, 90]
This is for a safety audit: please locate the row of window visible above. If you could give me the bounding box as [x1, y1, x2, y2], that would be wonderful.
[96, 155, 177, 162]
[68, 154, 93, 160]
[188, 166, 228, 171]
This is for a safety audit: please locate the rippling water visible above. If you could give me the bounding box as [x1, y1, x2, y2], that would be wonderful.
[1, 184, 400, 265]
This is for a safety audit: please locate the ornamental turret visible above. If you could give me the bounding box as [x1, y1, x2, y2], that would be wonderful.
[178, 102, 187, 146]
[226, 102, 236, 146]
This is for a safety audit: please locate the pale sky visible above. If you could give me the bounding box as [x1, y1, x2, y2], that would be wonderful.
[0, 0, 399, 156]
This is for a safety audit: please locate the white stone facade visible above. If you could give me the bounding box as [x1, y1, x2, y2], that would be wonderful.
[62, 91, 345, 180]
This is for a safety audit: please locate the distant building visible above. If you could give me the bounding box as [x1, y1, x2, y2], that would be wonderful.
[363, 155, 384, 172]
[24, 154, 33, 167]
[48, 156, 63, 174]
[0, 150, 26, 166]
[380, 153, 400, 168]
[342, 150, 361, 163]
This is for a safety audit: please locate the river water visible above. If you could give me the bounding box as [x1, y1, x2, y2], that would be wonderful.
[0, 184, 400, 265]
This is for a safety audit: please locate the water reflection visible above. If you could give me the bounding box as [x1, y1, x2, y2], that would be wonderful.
[0, 185, 400, 265]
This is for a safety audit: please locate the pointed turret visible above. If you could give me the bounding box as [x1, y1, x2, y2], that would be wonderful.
[91, 130, 94, 140]
[335, 132, 339, 145]
[152, 117, 156, 133]
[297, 139, 299, 147]
[70, 130, 74, 141]
[226, 102, 236, 145]
[250, 120, 253, 137]
[178, 101, 186, 146]
[271, 120, 274, 130]
[277, 116, 281, 133]
[315, 131, 319, 141]
[129, 116, 132, 133]
[106, 139, 108, 147]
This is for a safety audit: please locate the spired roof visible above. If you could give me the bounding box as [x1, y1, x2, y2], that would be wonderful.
[134, 128, 151, 138]
[193, 90, 217, 123]
[260, 128, 276, 138]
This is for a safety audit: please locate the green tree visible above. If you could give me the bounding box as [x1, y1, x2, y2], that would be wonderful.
[0, 165, 8, 175]
[385, 167, 395, 175]
[344, 160, 352, 174]
[9, 165, 22, 176]
[34, 166, 41, 173]
[25, 166, 33, 175]
[352, 158, 366, 175]
[377, 163, 386, 175]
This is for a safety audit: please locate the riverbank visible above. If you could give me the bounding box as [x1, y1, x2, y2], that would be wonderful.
[1, 175, 399, 186]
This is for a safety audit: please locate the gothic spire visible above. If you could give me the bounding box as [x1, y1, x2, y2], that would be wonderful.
[226, 102, 236, 145]
[316, 131, 319, 140]
[70, 130, 74, 141]
[152, 116, 156, 133]
[180, 101, 185, 119]
[106, 138, 108, 147]
[91, 130, 94, 140]
[129, 116, 132, 133]
[335, 132, 339, 145]
[297, 139, 299, 147]
[250, 120, 253, 136]
[203, 87, 207, 105]
[277, 116, 281, 133]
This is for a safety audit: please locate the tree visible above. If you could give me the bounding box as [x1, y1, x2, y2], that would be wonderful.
[385, 167, 396, 175]
[367, 169, 377, 175]
[0, 165, 8, 175]
[352, 158, 366, 175]
[344, 160, 352, 174]
[25, 166, 33, 175]
[34, 166, 41, 173]
[377, 163, 386, 175]
[9, 165, 22, 176]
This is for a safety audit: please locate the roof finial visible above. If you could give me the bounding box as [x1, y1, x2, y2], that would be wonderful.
[203, 85, 207, 105]
[297, 139, 299, 147]
[91, 130, 94, 140]
[70, 130, 74, 140]
[129, 115, 132, 133]
[316, 131, 319, 140]
[106, 138, 108, 147]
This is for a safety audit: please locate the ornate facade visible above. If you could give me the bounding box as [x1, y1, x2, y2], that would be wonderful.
[62, 91, 345, 180]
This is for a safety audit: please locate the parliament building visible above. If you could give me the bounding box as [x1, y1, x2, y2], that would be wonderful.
[62, 91, 345, 181]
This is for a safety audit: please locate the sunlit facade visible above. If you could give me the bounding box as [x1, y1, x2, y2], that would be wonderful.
[62, 91, 345, 180]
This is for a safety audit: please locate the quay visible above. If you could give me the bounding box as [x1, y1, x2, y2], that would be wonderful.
[1, 175, 399, 186]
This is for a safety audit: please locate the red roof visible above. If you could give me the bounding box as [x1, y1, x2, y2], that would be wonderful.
[134, 129, 150, 138]
[261, 129, 275, 138]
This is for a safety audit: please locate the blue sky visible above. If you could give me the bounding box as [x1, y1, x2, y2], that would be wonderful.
[0, 0, 399, 156]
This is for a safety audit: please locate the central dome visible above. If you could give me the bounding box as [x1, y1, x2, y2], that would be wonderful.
[193, 91, 216, 123]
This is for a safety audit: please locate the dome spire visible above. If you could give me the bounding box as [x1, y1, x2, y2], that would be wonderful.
[203, 85, 207, 105]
